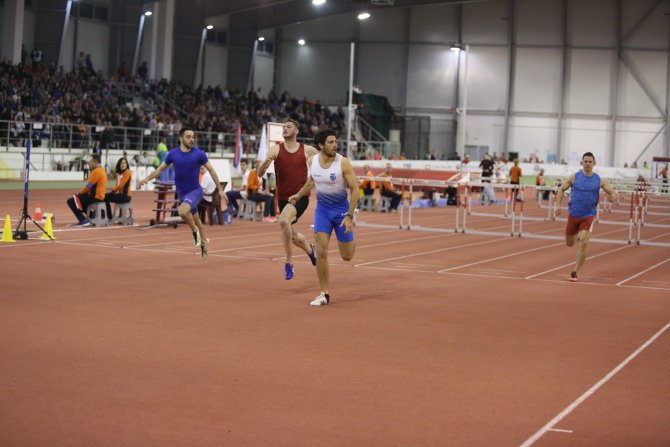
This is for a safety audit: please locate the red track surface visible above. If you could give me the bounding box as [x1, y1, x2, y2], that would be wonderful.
[1, 189, 669, 446]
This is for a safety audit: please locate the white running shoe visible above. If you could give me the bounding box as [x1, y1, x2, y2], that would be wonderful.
[309, 292, 330, 307]
[193, 230, 201, 246]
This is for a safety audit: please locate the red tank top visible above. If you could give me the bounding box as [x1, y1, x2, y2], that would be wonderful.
[275, 143, 310, 200]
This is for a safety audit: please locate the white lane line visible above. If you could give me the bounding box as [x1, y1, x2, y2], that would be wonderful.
[524, 236, 636, 280]
[355, 238, 498, 267]
[547, 428, 573, 433]
[271, 232, 460, 262]
[520, 321, 670, 447]
[437, 242, 563, 273]
[525, 228, 670, 280]
[642, 280, 670, 285]
[616, 257, 670, 286]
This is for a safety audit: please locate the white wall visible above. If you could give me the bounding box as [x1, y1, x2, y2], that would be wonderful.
[62, 18, 110, 73]
[203, 44, 228, 88]
[253, 51, 273, 96]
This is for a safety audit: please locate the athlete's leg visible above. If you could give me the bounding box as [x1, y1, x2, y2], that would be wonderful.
[337, 240, 356, 262]
[573, 229, 591, 274]
[194, 212, 206, 243]
[314, 232, 331, 294]
[178, 202, 197, 233]
[565, 233, 577, 247]
[291, 224, 311, 255]
[278, 204, 298, 263]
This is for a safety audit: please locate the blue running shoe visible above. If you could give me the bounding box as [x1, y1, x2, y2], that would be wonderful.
[308, 243, 317, 266]
[284, 262, 295, 280]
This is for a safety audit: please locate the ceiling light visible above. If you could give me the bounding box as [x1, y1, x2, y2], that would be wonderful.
[206, 25, 214, 30]
[357, 12, 371, 20]
[312, 0, 326, 5]
[144, 11, 152, 16]
[450, 44, 462, 53]
[258, 37, 265, 41]
[298, 39, 306, 45]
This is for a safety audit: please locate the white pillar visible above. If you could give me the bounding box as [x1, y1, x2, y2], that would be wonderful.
[1, 0, 25, 64]
[154, 0, 175, 80]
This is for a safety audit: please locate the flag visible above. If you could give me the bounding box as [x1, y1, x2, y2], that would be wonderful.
[257, 124, 268, 161]
[233, 121, 242, 168]
[257, 124, 268, 177]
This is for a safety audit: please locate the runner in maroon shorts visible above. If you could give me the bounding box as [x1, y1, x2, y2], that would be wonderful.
[257, 119, 319, 280]
[555, 152, 618, 282]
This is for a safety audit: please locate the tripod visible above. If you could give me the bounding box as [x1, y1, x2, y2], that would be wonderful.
[14, 140, 52, 240]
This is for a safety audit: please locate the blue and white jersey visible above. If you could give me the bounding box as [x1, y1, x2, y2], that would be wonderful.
[310, 153, 349, 212]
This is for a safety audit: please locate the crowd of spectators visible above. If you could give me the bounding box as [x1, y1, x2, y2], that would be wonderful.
[0, 58, 346, 151]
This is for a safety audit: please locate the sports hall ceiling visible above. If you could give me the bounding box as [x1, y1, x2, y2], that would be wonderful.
[203, 0, 487, 29]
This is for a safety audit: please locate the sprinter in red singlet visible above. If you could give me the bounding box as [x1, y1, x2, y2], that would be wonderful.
[257, 119, 319, 280]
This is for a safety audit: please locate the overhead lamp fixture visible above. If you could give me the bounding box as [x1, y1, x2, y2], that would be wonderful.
[206, 25, 214, 30]
[357, 12, 371, 20]
[298, 39, 306, 46]
[144, 11, 152, 16]
[450, 44, 463, 53]
[312, 0, 326, 5]
[258, 37, 265, 41]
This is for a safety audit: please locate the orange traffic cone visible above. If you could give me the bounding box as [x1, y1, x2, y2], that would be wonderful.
[34, 203, 43, 221]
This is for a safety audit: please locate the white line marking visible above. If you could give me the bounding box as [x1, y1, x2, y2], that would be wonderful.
[391, 262, 446, 268]
[520, 321, 670, 447]
[523, 246, 630, 280]
[437, 242, 563, 273]
[355, 238, 498, 267]
[641, 280, 670, 285]
[547, 428, 573, 433]
[525, 228, 670, 280]
[616, 257, 670, 286]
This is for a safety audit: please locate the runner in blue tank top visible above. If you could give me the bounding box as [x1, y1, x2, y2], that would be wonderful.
[555, 152, 618, 282]
[288, 129, 360, 307]
[139, 127, 227, 258]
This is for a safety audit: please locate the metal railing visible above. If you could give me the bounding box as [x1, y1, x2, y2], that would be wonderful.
[1, 119, 397, 160]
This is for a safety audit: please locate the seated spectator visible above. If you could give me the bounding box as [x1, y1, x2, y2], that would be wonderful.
[66, 154, 107, 226]
[379, 163, 401, 211]
[198, 165, 223, 225]
[225, 158, 250, 217]
[359, 164, 376, 197]
[104, 157, 132, 222]
[247, 160, 277, 222]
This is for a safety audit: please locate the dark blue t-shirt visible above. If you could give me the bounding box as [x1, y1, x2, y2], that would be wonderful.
[164, 147, 208, 196]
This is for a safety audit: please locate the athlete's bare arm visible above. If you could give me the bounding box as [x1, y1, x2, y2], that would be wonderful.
[257, 144, 279, 177]
[139, 162, 167, 187]
[288, 179, 315, 206]
[340, 157, 360, 234]
[303, 145, 319, 158]
[600, 178, 619, 203]
[554, 174, 574, 217]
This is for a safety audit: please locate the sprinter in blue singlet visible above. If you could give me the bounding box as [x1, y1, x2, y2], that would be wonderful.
[555, 152, 618, 282]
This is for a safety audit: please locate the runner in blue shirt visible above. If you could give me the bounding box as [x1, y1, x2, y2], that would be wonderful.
[140, 127, 227, 258]
[555, 152, 618, 282]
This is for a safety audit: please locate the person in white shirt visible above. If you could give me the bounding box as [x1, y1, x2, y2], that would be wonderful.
[225, 158, 250, 217]
[198, 165, 224, 225]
